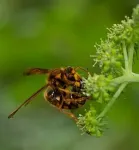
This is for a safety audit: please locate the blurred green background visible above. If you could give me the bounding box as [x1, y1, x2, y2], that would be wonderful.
[1, 0, 139, 150]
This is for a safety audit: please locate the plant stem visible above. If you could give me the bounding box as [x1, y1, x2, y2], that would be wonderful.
[111, 72, 139, 85]
[123, 42, 128, 70]
[128, 43, 134, 72]
[97, 82, 128, 119]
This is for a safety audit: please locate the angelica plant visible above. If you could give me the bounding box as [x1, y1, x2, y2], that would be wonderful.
[77, 5, 139, 137]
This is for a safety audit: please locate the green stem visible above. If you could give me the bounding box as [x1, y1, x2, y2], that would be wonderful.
[128, 43, 134, 72]
[123, 42, 128, 70]
[97, 82, 128, 119]
[111, 72, 139, 85]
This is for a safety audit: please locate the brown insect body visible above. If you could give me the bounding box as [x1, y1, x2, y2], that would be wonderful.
[44, 67, 87, 110]
[44, 85, 87, 110]
[44, 86, 63, 108]
[47, 67, 82, 88]
[8, 66, 90, 121]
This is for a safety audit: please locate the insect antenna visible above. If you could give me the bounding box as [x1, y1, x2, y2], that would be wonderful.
[24, 68, 50, 75]
[74, 67, 91, 75]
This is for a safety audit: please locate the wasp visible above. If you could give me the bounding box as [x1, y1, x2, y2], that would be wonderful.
[8, 67, 90, 121]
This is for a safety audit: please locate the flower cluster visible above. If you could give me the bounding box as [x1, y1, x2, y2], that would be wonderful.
[77, 5, 139, 136]
[92, 40, 123, 76]
[77, 106, 107, 137]
[83, 74, 117, 103]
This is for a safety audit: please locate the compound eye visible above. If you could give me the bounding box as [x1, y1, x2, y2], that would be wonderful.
[66, 66, 72, 73]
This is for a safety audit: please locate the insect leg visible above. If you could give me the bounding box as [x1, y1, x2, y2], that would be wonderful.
[53, 94, 78, 122]
[58, 88, 80, 95]
[8, 84, 48, 119]
[64, 96, 89, 103]
[60, 110, 78, 122]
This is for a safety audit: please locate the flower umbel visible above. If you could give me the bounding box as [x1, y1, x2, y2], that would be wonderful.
[83, 74, 117, 103]
[77, 106, 107, 137]
[77, 5, 139, 136]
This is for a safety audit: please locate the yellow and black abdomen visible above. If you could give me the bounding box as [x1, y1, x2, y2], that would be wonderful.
[44, 86, 63, 108]
[44, 86, 88, 110]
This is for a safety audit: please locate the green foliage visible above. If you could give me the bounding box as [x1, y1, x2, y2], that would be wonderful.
[77, 5, 139, 136]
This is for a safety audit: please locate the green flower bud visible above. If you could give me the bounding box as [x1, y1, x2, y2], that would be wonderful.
[115, 61, 122, 67]
[104, 97, 110, 102]
[111, 49, 116, 55]
[103, 92, 109, 98]
[117, 54, 123, 60]
[103, 65, 109, 72]
[93, 92, 100, 99]
[97, 97, 103, 103]
[104, 61, 110, 66]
